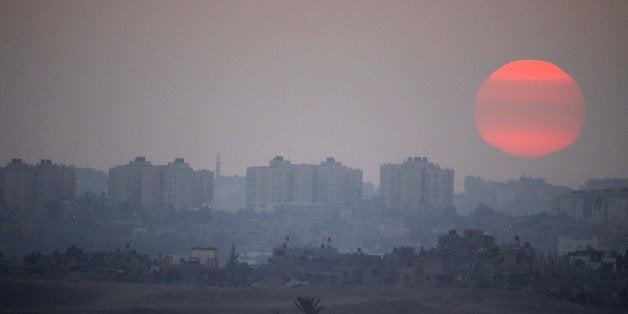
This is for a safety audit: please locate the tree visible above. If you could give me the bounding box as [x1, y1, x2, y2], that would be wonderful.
[294, 295, 324, 314]
[221, 243, 256, 286]
[227, 243, 239, 267]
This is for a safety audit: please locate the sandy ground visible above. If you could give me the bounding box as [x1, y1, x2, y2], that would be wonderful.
[1, 279, 625, 314]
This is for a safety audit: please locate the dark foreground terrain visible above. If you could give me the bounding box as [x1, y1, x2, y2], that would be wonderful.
[1, 279, 625, 314]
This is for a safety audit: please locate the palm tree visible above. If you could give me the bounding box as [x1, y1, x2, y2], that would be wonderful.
[294, 295, 324, 314]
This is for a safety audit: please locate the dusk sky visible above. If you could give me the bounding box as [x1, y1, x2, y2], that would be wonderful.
[1, 0, 627, 190]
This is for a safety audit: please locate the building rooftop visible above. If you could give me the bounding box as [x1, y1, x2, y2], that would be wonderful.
[191, 247, 218, 251]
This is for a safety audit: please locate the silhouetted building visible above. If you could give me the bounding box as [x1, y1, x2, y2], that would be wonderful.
[314, 157, 362, 204]
[558, 236, 599, 256]
[162, 158, 210, 210]
[582, 178, 628, 191]
[191, 247, 219, 268]
[0, 159, 75, 210]
[380, 157, 453, 210]
[71, 166, 108, 196]
[267, 237, 392, 286]
[108, 157, 161, 207]
[161, 247, 219, 269]
[246, 156, 310, 211]
[455, 175, 571, 215]
[108, 157, 213, 210]
[551, 189, 628, 225]
[214, 175, 246, 212]
[246, 156, 362, 211]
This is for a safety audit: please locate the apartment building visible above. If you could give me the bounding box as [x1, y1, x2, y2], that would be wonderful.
[0, 159, 75, 210]
[380, 157, 454, 210]
[108, 157, 213, 210]
[246, 156, 362, 211]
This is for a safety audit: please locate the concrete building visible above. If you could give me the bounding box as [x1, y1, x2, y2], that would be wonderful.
[558, 236, 599, 256]
[582, 178, 628, 191]
[246, 156, 362, 211]
[191, 247, 219, 268]
[2, 159, 33, 210]
[380, 157, 453, 211]
[160, 247, 219, 269]
[313, 157, 362, 205]
[212, 154, 247, 211]
[1, 159, 75, 211]
[32, 159, 75, 208]
[194, 170, 214, 206]
[551, 189, 628, 225]
[108, 157, 214, 210]
[214, 175, 246, 212]
[162, 158, 196, 210]
[108, 157, 161, 207]
[246, 156, 313, 211]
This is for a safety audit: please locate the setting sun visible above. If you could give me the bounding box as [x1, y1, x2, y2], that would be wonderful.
[474, 60, 586, 158]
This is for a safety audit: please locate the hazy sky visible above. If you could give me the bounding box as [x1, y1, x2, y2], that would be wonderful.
[1, 0, 627, 190]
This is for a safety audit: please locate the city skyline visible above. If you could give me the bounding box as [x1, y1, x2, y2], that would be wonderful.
[2, 1, 627, 191]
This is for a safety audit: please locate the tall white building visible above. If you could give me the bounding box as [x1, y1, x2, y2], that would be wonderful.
[380, 157, 454, 210]
[246, 156, 362, 211]
[108, 157, 161, 207]
[108, 157, 214, 210]
[313, 157, 362, 204]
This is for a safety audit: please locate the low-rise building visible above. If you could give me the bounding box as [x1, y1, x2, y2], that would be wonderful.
[161, 247, 219, 269]
[191, 247, 219, 268]
[558, 236, 599, 256]
[267, 238, 392, 286]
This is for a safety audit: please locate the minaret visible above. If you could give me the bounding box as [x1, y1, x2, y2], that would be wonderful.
[215, 153, 221, 178]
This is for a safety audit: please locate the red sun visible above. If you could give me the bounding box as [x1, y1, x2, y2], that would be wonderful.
[474, 60, 586, 158]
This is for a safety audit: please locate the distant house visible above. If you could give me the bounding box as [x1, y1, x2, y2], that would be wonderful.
[161, 247, 219, 269]
[558, 236, 598, 256]
[191, 247, 219, 268]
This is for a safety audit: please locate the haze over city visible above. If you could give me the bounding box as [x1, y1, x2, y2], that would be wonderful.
[2, 1, 628, 313]
[2, 1, 627, 190]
